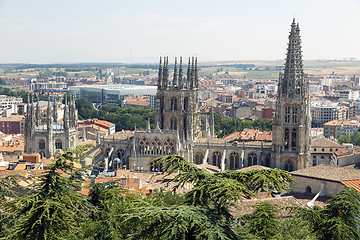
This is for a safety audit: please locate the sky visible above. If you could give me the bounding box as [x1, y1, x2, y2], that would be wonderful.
[0, 0, 359, 64]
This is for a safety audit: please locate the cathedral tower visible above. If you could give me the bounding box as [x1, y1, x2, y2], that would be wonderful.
[155, 57, 203, 143]
[272, 19, 311, 171]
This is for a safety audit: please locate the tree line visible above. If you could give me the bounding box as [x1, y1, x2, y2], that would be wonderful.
[76, 98, 274, 137]
[1, 147, 359, 239]
[338, 132, 360, 146]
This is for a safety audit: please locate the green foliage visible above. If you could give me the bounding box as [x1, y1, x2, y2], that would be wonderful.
[214, 113, 273, 138]
[126, 205, 238, 240]
[75, 98, 97, 120]
[0, 174, 23, 200]
[150, 155, 294, 212]
[299, 187, 360, 240]
[37, 69, 68, 79]
[0, 87, 31, 103]
[247, 201, 279, 239]
[76, 98, 155, 131]
[4, 145, 93, 240]
[338, 132, 360, 145]
[85, 181, 140, 240]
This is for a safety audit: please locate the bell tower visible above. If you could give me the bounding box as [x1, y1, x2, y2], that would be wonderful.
[272, 19, 311, 171]
[155, 57, 202, 142]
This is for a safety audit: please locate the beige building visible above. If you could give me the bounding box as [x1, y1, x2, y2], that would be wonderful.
[291, 165, 360, 197]
[323, 120, 360, 139]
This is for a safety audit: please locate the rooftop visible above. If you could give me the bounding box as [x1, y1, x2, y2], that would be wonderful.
[291, 164, 360, 182]
[311, 137, 343, 148]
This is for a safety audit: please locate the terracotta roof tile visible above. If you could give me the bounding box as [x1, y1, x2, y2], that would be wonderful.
[291, 164, 360, 182]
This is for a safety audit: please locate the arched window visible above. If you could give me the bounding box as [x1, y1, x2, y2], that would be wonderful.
[55, 139, 62, 150]
[170, 97, 178, 111]
[247, 153, 258, 166]
[312, 155, 317, 166]
[163, 139, 174, 155]
[264, 154, 271, 167]
[184, 97, 188, 111]
[170, 118, 177, 130]
[285, 105, 290, 123]
[285, 161, 294, 172]
[195, 152, 204, 164]
[306, 186, 312, 194]
[284, 128, 289, 150]
[39, 139, 45, 150]
[212, 151, 222, 168]
[152, 138, 162, 155]
[292, 105, 298, 124]
[139, 138, 149, 155]
[230, 152, 240, 170]
[291, 128, 297, 151]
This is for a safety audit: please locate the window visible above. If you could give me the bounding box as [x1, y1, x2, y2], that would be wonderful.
[170, 118, 177, 130]
[170, 97, 178, 111]
[322, 148, 325, 152]
[284, 128, 289, 150]
[133, 179, 138, 183]
[212, 152, 222, 168]
[285, 105, 290, 123]
[230, 152, 240, 170]
[184, 97, 188, 111]
[39, 139, 45, 150]
[314, 148, 317, 151]
[285, 161, 294, 172]
[292, 105, 298, 124]
[163, 139, 174, 155]
[312, 158, 317, 166]
[55, 139, 62, 150]
[291, 128, 297, 151]
[195, 152, 204, 164]
[247, 153, 258, 166]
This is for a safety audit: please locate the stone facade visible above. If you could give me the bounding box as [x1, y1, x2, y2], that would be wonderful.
[272, 19, 312, 171]
[24, 94, 78, 158]
[100, 20, 311, 172]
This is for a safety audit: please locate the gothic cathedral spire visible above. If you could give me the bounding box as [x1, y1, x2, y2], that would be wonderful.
[272, 19, 311, 171]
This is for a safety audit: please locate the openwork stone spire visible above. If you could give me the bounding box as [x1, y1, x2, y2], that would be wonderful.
[280, 18, 305, 98]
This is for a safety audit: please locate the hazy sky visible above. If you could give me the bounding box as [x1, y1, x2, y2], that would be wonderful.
[0, 0, 359, 63]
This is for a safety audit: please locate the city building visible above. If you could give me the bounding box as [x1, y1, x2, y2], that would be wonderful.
[93, 19, 313, 174]
[0, 115, 25, 134]
[24, 94, 78, 158]
[69, 84, 157, 105]
[323, 120, 360, 139]
[0, 95, 22, 109]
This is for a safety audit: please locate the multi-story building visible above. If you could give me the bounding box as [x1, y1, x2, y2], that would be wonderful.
[323, 120, 360, 139]
[311, 101, 339, 127]
[69, 84, 157, 105]
[0, 95, 22, 109]
[30, 81, 68, 92]
[0, 115, 25, 134]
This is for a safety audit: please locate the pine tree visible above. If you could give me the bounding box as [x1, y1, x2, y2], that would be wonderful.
[5, 145, 93, 240]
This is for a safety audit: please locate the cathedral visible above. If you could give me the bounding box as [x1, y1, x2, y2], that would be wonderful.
[24, 94, 78, 158]
[100, 19, 312, 172]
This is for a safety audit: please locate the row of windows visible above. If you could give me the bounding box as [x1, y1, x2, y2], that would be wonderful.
[39, 139, 63, 150]
[313, 148, 338, 152]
